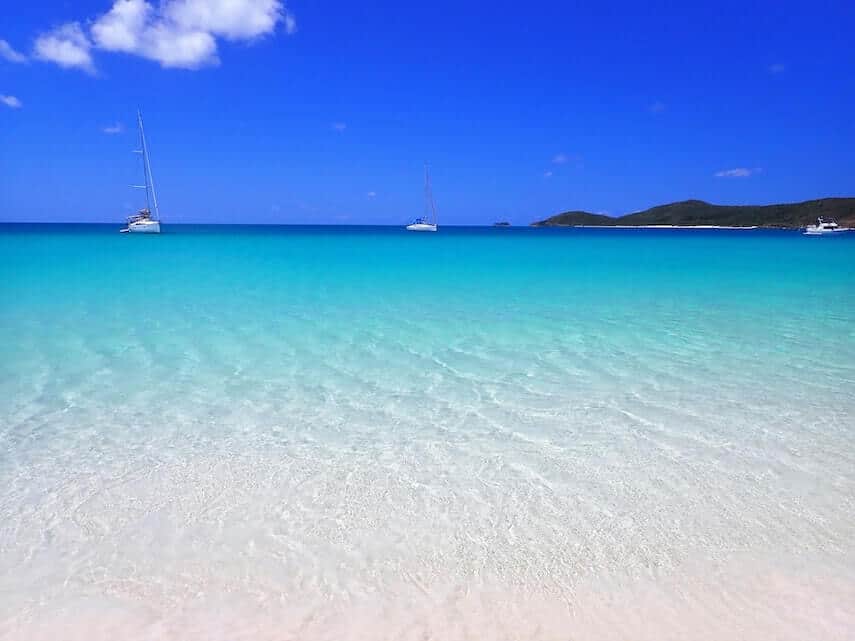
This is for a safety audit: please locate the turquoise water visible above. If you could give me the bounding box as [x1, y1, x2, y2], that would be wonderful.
[1, 225, 854, 640]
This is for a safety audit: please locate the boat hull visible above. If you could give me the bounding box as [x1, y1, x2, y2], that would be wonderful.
[803, 228, 849, 235]
[128, 220, 161, 233]
[406, 223, 437, 232]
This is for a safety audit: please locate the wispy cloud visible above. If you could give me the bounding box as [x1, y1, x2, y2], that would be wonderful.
[102, 122, 124, 134]
[1, 94, 23, 109]
[0, 39, 27, 63]
[549, 152, 582, 172]
[31, 0, 296, 72]
[284, 11, 297, 34]
[34, 22, 95, 73]
[543, 170, 553, 178]
[366, 191, 376, 198]
[769, 63, 786, 74]
[649, 100, 666, 114]
[332, 121, 347, 132]
[715, 167, 762, 178]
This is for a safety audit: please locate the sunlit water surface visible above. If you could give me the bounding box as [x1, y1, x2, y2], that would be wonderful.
[1, 225, 854, 640]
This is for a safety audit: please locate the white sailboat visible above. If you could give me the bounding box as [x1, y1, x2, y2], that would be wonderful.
[121, 110, 161, 233]
[406, 164, 438, 232]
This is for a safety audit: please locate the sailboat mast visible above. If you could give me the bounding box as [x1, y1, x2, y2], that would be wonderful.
[136, 115, 151, 214]
[424, 163, 437, 225]
[137, 110, 160, 221]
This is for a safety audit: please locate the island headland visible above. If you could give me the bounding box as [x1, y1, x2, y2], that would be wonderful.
[531, 198, 855, 229]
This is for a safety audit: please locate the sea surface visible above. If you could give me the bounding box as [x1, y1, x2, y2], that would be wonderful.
[1, 224, 854, 640]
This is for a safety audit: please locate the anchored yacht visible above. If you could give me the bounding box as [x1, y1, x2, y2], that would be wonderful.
[407, 164, 438, 232]
[803, 217, 849, 235]
[121, 110, 161, 234]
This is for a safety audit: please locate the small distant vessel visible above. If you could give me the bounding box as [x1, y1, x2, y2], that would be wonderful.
[803, 217, 849, 235]
[493, 221, 511, 227]
[121, 110, 161, 234]
[406, 164, 438, 232]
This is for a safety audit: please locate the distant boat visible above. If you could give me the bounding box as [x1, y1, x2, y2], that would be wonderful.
[493, 221, 511, 227]
[121, 110, 161, 234]
[406, 164, 438, 232]
[803, 217, 849, 235]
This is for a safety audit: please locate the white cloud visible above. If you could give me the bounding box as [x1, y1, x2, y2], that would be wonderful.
[1, 94, 23, 108]
[769, 63, 785, 74]
[33, 22, 95, 73]
[165, 0, 285, 40]
[715, 167, 762, 178]
[34, 0, 293, 71]
[102, 122, 124, 134]
[91, 0, 217, 69]
[366, 191, 376, 198]
[649, 100, 666, 114]
[138, 22, 218, 68]
[0, 39, 27, 63]
[552, 153, 568, 164]
[332, 121, 347, 132]
[543, 170, 553, 178]
[91, 0, 152, 54]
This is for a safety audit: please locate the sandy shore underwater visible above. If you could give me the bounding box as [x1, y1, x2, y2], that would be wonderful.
[2, 226, 854, 639]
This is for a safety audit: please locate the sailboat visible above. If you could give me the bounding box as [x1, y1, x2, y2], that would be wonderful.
[406, 164, 438, 232]
[120, 110, 161, 233]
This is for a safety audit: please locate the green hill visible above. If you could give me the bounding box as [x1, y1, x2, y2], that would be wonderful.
[532, 198, 855, 228]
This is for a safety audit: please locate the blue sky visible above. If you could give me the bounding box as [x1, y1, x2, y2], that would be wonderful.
[1, 0, 853, 224]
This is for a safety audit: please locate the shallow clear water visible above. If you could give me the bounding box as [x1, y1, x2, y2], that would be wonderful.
[1, 225, 854, 640]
